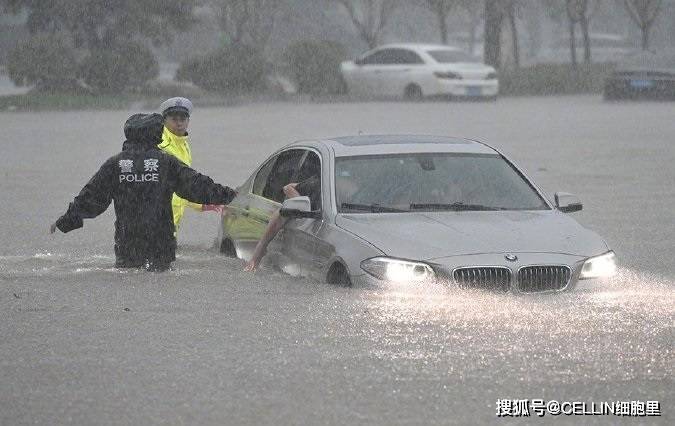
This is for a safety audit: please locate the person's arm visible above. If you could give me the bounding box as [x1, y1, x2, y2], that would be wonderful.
[170, 158, 237, 205]
[173, 197, 221, 214]
[243, 210, 288, 271]
[51, 159, 114, 234]
[243, 183, 303, 271]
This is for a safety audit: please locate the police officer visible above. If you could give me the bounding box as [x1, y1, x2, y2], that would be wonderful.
[157, 97, 221, 231]
[50, 113, 237, 271]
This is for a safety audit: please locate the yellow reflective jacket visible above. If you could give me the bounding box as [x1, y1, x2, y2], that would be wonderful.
[158, 127, 202, 227]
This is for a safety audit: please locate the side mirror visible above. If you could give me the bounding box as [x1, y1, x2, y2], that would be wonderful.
[554, 192, 583, 213]
[279, 196, 321, 219]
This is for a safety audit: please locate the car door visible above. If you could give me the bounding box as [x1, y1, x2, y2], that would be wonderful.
[271, 150, 325, 279]
[377, 48, 425, 96]
[227, 149, 305, 259]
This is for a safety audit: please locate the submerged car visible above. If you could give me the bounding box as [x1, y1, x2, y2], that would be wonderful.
[604, 50, 675, 100]
[340, 44, 498, 100]
[218, 135, 616, 292]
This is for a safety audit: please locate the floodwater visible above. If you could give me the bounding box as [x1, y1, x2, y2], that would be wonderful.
[1, 97, 673, 425]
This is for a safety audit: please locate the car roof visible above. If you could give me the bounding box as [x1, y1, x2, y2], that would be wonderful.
[287, 135, 499, 157]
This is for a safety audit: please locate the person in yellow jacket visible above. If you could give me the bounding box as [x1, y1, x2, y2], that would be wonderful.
[158, 97, 223, 231]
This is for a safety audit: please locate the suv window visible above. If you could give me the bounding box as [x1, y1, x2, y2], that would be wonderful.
[255, 149, 305, 202]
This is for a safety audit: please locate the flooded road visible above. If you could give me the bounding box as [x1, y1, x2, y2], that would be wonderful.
[1, 97, 673, 424]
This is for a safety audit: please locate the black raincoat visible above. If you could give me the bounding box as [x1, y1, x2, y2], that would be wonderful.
[55, 113, 236, 270]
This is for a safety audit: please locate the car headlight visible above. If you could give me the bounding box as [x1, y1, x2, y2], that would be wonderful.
[579, 251, 617, 279]
[361, 257, 435, 282]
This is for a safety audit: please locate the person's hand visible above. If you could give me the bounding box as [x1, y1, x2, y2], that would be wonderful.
[202, 204, 225, 214]
[282, 183, 299, 198]
[49, 222, 57, 234]
[243, 258, 258, 272]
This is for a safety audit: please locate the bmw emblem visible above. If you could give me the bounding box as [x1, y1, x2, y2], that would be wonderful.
[505, 254, 518, 262]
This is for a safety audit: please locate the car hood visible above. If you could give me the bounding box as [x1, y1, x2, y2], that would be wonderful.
[335, 210, 608, 261]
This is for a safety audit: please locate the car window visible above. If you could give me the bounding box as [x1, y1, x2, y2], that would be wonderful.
[427, 49, 478, 63]
[295, 151, 322, 210]
[390, 49, 424, 64]
[360, 48, 424, 65]
[360, 49, 394, 65]
[260, 149, 305, 203]
[252, 155, 277, 196]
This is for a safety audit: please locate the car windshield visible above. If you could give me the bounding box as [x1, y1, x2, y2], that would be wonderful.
[427, 49, 479, 63]
[335, 153, 549, 213]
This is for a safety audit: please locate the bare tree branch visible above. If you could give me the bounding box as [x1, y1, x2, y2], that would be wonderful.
[422, 0, 458, 44]
[335, 0, 400, 49]
[213, 0, 278, 51]
[620, 0, 663, 49]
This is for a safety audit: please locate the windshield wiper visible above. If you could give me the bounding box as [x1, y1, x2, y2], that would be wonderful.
[409, 202, 504, 211]
[341, 203, 408, 213]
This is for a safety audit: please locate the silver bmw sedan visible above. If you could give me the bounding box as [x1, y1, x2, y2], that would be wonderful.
[218, 135, 616, 293]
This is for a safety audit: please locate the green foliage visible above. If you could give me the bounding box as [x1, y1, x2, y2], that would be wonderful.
[176, 44, 267, 93]
[2, 0, 197, 49]
[284, 40, 348, 95]
[79, 41, 159, 93]
[500, 63, 615, 96]
[6, 33, 80, 91]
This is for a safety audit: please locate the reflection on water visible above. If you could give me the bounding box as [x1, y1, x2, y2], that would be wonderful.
[355, 268, 674, 382]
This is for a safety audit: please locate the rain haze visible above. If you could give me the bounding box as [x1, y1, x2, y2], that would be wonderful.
[1, 1, 674, 425]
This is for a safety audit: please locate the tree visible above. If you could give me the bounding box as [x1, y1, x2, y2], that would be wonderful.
[545, 0, 599, 67]
[484, 0, 503, 67]
[565, 0, 594, 66]
[213, 0, 280, 52]
[422, 0, 458, 44]
[0, 0, 197, 50]
[459, 0, 483, 54]
[503, 0, 521, 69]
[483, 0, 520, 70]
[520, 0, 544, 59]
[6, 33, 79, 91]
[1, 0, 181, 91]
[620, 0, 662, 49]
[333, 0, 400, 49]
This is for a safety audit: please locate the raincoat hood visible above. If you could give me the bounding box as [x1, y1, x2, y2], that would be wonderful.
[123, 113, 164, 150]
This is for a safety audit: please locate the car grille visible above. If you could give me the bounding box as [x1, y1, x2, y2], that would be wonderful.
[453, 267, 511, 292]
[517, 266, 571, 292]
